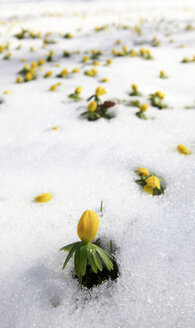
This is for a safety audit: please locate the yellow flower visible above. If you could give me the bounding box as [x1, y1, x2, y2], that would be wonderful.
[72, 68, 80, 73]
[30, 46, 34, 52]
[160, 70, 165, 78]
[88, 101, 97, 112]
[155, 91, 165, 99]
[140, 104, 149, 112]
[138, 167, 149, 178]
[50, 84, 58, 91]
[144, 185, 153, 194]
[52, 126, 59, 130]
[122, 45, 128, 53]
[95, 86, 106, 96]
[25, 72, 33, 81]
[0, 45, 5, 53]
[102, 77, 109, 82]
[131, 84, 138, 91]
[77, 210, 99, 244]
[4, 90, 10, 94]
[115, 39, 121, 44]
[75, 86, 82, 94]
[34, 193, 51, 202]
[177, 144, 190, 155]
[16, 76, 22, 83]
[145, 176, 160, 189]
[61, 69, 69, 77]
[44, 71, 53, 78]
[82, 55, 90, 63]
[107, 59, 113, 65]
[31, 61, 37, 69]
[38, 58, 45, 66]
[93, 61, 99, 66]
[130, 49, 137, 57]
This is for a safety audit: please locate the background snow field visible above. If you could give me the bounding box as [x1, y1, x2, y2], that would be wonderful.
[0, 0, 195, 327]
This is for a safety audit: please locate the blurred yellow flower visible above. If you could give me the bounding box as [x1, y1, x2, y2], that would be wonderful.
[138, 167, 149, 177]
[177, 144, 190, 155]
[88, 101, 97, 112]
[140, 104, 149, 112]
[95, 86, 106, 96]
[145, 176, 160, 189]
[34, 193, 51, 203]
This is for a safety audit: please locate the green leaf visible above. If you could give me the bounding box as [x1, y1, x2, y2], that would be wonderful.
[79, 246, 88, 276]
[87, 247, 98, 273]
[94, 245, 113, 271]
[135, 179, 146, 186]
[59, 241, 81, 252]
[92, 249, 102, 271]
[74, 248, 81, 276]
[62, 242, 81, 270]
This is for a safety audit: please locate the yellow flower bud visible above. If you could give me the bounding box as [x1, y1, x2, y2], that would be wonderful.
[16, 76, 22, 83]
[177, 144, 190, 155]
[95, 86, 106, 96]
[131, 84, 138, 91]
[155, 91, 165, 99]
[144, 185, 153, 194]
[115, 39, 121, 44]
[130, 49, 137, 57]
[82, 55, 90, 63]
[160, 70, 165, 78]
[0, 45, 5, 53]
[93, 61, 100, 66]
[25, 72, 33, 81]
[52, 126, 59, 130]
[140, 104, 149, 112]
[77, 210, 99, 244]
[50, 84, 58, 91]
[72, 68, 80, 73]
[122, 45, 128, 53]
[75, 86, 82, 94]
[145, 176, 160, 189]
[102, 77, 109, 82]
[61, 68, 69, 77]
[31, 61, 37, 69]
[44, 71, 53, 78]
[107, 59, 113, 65]
[38, 58, 45, 66]
[30, 46, 34, 52]
[138, 167, 149, 178]
[88, 101, 97, 112]
[34, 193, 51, 202]
[4, 90, 10, 94]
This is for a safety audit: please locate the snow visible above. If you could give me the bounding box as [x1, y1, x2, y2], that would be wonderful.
[0, 0, 195, 327]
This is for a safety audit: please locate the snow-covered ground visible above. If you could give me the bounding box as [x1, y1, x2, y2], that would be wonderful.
[0, 0, 195, 327]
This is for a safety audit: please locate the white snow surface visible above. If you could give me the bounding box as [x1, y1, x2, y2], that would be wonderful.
[0, 0, 195, 327]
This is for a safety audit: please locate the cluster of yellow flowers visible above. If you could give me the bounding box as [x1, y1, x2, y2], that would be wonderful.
[136, 168, 163, 195]
[84, 68, 98, 77]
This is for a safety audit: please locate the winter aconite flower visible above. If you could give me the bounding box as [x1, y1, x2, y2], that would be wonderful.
[136, 104, 149, 119]
[95, 86, 106, 96]
[34, 193, 51, 202]
[145, 176, 160, 190]
[177, 144, 190, 155]
[135, 170, 164, 196]
[130, 84, 142, 96]
[149, 91, 167, 109]
[88, 101, 97, 112]
[60, 210, 114, 285]
[75, 86, 82, 94]
[137, 167, 149, 178]
[68, 86, 82, 101]
[77, 210, 99, 244]
[140, 104, 148, 112]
